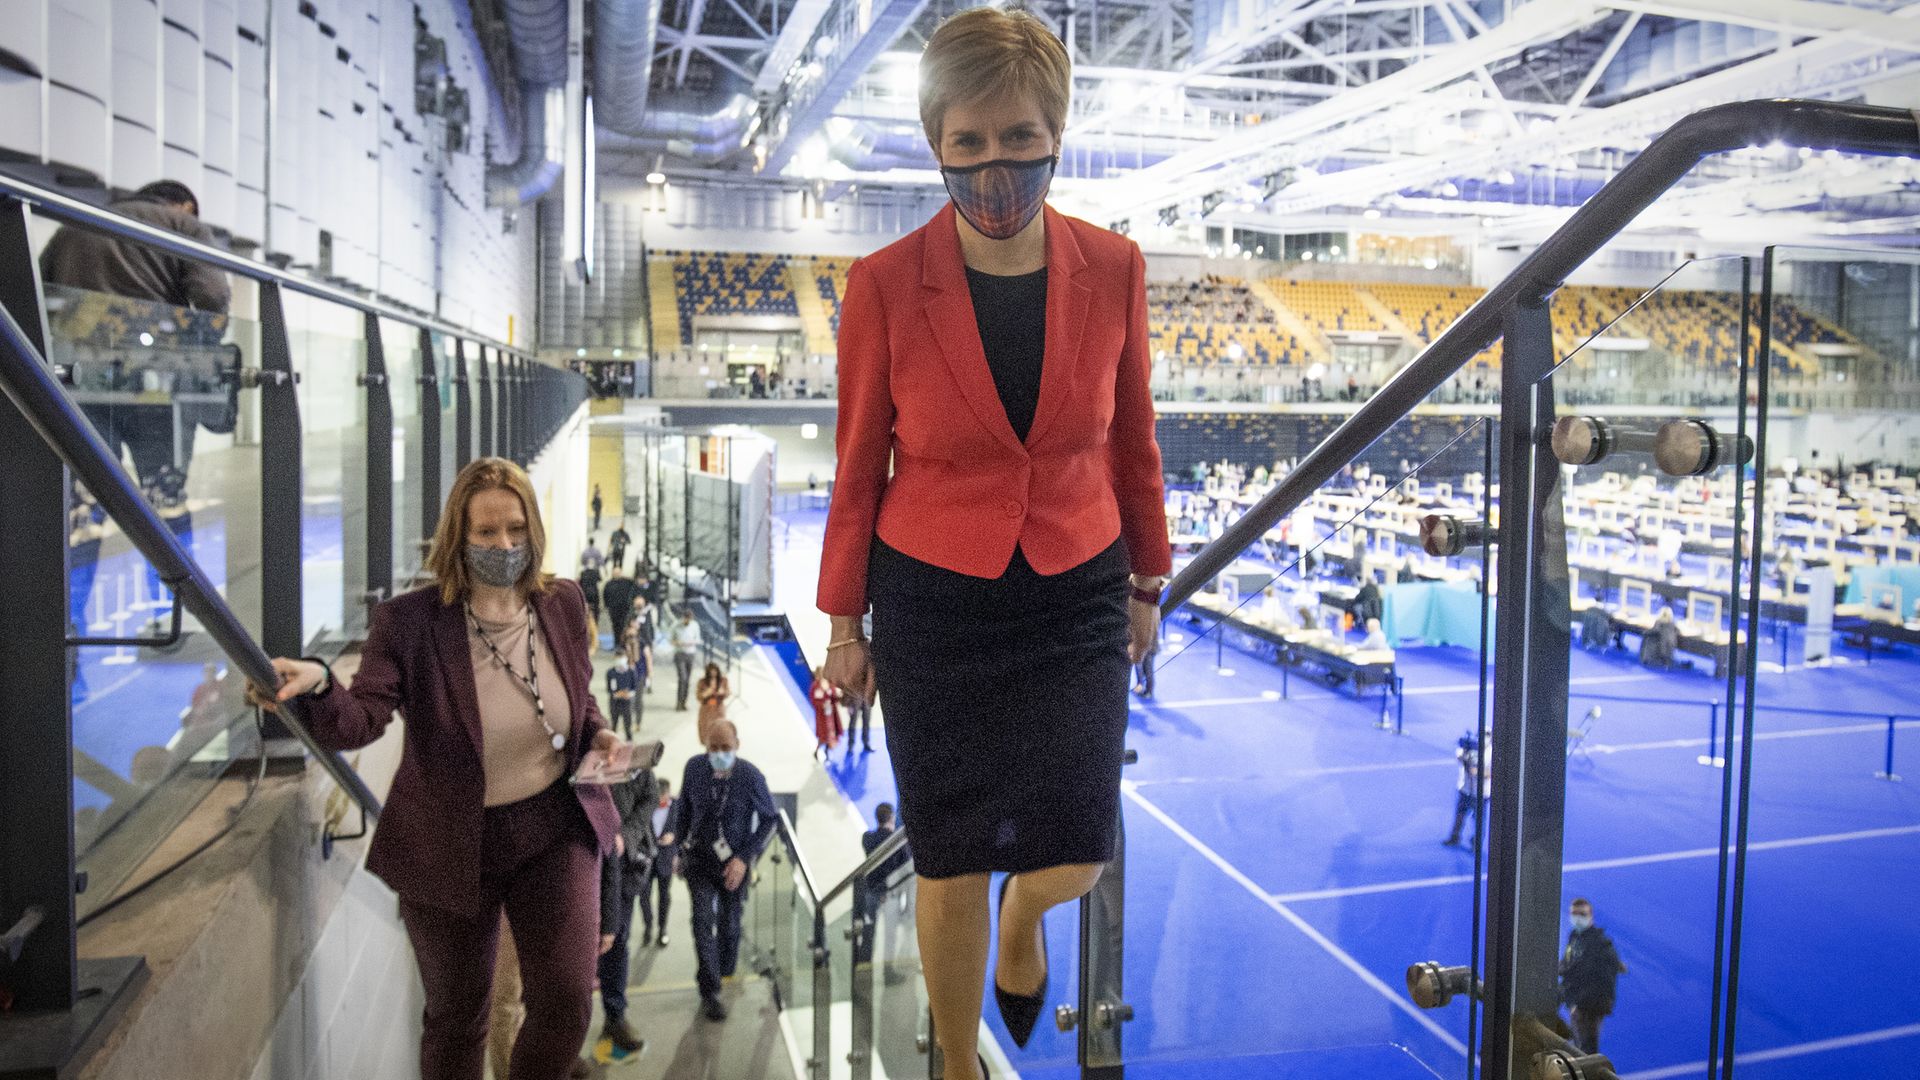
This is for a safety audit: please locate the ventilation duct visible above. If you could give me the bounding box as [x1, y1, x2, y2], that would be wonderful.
[485, 0, 573, 204]
[501, 0, 569, 84]
[824, 121, 937, 172]
[595, 95, 760, 165]
[594, 0, 663, 136]
[488, 84, 566, 206]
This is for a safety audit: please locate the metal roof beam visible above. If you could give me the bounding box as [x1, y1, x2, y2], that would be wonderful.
[1605, 0, 1920, 53]
[1257, 37, 1916, 218]
[758, 0, 932, 174]
[1098, 0, 1610, 218]
[752, 0, 834, 95]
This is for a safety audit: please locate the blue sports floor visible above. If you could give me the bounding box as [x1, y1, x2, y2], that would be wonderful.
[771, 508, 1920, 1080]
[70, 501, 348, 816]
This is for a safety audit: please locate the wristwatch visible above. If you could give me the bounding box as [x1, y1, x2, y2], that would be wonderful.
[299, 655, 335, 697]
[1128, 574, 1167, 605]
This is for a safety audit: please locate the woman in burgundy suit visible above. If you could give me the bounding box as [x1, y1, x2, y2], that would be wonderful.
[251, 458, 630, 1080]
[816, 10, 1170, 1076]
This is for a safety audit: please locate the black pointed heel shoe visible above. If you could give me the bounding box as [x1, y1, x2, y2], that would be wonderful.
[992, 874, 1047, 1049]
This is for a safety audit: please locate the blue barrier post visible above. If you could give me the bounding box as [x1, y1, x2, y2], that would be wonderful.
[1876, 716, 1901, 782]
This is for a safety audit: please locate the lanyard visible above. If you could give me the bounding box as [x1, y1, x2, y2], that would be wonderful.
[468, 604, 565, 752]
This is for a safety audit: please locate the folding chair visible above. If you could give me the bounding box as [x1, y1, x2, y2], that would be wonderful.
[1566, 706, 1601, 760]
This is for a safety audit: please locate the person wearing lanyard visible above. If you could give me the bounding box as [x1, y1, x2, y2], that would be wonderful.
[251, 458, 627, 1080]
[669, 720, 776, 1021]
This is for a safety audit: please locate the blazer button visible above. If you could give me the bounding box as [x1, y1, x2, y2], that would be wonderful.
[1004, 500, 1023, 519]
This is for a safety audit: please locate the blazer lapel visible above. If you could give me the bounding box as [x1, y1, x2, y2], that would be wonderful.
[922, 204, 1027, 457]
[430, 598, 487, 762]
[1024, 206, 1091, 449]
[534, 588, 590, 757]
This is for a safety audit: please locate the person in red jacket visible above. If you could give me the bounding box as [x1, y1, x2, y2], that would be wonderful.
[810, 666, 844, 758]
[815, 10, 1170, 1076]
[251, 458, 631, 1080]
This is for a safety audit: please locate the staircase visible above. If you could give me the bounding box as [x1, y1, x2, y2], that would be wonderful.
[648, 258, 682, 354]
[787, 257, 837, 356]
[1246, 277, 1332, 366]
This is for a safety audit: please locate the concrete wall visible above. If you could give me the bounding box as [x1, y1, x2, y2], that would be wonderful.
[2, 0, 534, 343]
[527, 399, 594, 580]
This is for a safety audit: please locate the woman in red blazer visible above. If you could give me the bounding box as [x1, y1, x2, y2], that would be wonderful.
[252, 458, 631, 1080]
[817, 10, 1170, 1075]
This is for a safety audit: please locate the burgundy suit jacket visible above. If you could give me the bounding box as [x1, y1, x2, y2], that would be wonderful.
[816, 203, 1172, 617]
[304, 579, 619, 915]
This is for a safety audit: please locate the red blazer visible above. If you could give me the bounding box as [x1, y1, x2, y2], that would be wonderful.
[817, 203, 1171, 616]
[303, 579, 619, 916]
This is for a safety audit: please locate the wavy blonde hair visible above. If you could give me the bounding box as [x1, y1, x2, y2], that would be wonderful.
[426, 457, 554, 605]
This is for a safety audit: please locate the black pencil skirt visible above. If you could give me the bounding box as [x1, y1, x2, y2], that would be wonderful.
[867, 534, 1131, 879]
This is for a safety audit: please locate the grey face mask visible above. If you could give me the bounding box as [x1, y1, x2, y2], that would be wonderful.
[467, 543, 531, 588]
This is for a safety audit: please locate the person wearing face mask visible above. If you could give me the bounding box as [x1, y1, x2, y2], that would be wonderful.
[669, 721, 776, 1022]
[249, 457, 631, 1080]
[606, 653, 639, 739]
[1559, 898, 1627, 1053]
[815, 9, 1170, 1076]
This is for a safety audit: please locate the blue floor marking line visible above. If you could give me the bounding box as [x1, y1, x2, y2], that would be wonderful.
[1122, 779, 1471, 1058]
[1268, 824, 1920, 904]
[1585, 719, 1920, 756]
[1620, 1022, 1920, 1080]
[1131, 718, 1919, 787]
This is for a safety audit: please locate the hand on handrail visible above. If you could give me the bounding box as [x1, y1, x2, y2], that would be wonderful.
[244, 657, 329, 711]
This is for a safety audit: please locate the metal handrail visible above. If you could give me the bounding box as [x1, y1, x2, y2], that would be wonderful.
[774, 808, 823, 903]
[0, 173, 532, 361]
[0, 301, 382, 818]
[818, 826, 910, 908]
[766, 806, 912, 910]
[1164, 99, 1920, 614]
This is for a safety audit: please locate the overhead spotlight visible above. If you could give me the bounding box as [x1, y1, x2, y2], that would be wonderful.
[1201, 192, 1225, 215]
[1158, 205, 1180, 227]
[646, 170, 667, 185]
[1440, 181, 1460, 197]
[1111, 219, 1131, 235]
[1495, 169, 1516, 185]
[1363, 208, 1382, 220]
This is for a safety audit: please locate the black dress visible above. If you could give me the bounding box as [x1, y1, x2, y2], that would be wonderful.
[867, 266, 1131, 879]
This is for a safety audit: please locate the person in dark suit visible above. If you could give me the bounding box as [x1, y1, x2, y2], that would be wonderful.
[601, 566, 638, 655]
[670, 720, 777, 1022]
[640, 779, 678, 947]
[608, 520, 632, 572]
[1559, 898, 1628, 1053]
[252, 458, 632, 1080]
[854, 804, 912, 964]
[815, 10, 1169, 1074]
[597, 767, 661, 1055]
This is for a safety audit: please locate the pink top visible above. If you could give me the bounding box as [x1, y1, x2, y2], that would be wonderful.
[469, 608, 572, 806]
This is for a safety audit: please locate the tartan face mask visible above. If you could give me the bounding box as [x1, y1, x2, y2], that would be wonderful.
[940, 154, 1058, 240]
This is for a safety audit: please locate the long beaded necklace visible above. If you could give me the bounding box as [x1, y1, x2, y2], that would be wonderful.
[468, 603, 565, 752]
